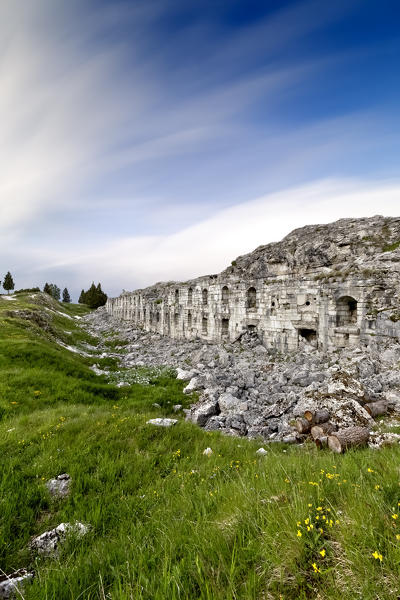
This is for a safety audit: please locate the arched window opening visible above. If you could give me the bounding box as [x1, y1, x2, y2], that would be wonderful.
[175, 289, 179, 303]
[188, 312, 192, 329]
[174, 313, 179, 327]
[247, 287, 257, 309]
[202, 317, 208, 334]
[336, 296, 358, 326]
[222, 286, 229, 305]
[188, 287, 193, 305]
[202, 289, 208, 305]
[222, 318, 229, 336]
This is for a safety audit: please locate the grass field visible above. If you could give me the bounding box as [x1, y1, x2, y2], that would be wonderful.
[1, 293, 400, 599]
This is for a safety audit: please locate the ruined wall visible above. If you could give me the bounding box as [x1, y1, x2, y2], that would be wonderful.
[106, 216, 400, 351]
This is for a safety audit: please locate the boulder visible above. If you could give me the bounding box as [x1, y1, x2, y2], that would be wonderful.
[0, 570, 33, 599]
[46, 473, 71, 499]
[218, 392, 240, 412]
[31, 522, 89, 557]
[190, 401, 219, 427]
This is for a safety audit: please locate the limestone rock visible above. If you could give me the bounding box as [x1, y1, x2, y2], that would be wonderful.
[146, 418, 177, 427]
[176, 368, 194, 381]
[203, 447, 213, 456]
[31, 522, 89, 557]
[183, 377, 201, 394]
[0, 570, 33, 599]
[189, 401, 219, 427]
[218, 392, 240, 412]
[46, 473, 71, 498]
[256, 447, 268, 455]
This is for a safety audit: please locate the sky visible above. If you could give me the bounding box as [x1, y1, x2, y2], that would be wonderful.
[1, 0, 400, 299]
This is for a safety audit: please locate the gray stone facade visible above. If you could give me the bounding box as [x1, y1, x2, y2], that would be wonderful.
[106, 216, 400, 351]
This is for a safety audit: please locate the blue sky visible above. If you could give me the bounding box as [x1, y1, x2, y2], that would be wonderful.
[1, 0, 400, 298]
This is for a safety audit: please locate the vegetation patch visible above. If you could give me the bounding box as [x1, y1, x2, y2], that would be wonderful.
[1, 294, 400, 599]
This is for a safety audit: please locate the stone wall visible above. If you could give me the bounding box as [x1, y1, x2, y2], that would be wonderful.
[106, 216, 400, 351]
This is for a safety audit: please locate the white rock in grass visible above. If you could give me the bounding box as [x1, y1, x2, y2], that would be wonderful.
[31, 522, 89, 557]
[176, 368, 194, 381]
[147, 418, 177, 427]
[46, 473, 71, 498]
[256, 447, 268, 456]
[0, 570, 33, 599]
[203, 447, 213, 456]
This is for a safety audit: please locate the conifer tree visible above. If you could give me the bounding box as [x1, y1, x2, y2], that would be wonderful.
[3, 272, 15, 295]
[62, 288, 71, 303]
[43, 282, 51, 295]
[49, 284, 61, 301]
[79, 282, 108, 308]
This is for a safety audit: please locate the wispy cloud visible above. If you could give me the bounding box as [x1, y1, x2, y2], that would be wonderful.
[0, 0, 399, 297]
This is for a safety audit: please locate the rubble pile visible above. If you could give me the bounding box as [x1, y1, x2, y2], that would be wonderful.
[83, 308, 400, 447]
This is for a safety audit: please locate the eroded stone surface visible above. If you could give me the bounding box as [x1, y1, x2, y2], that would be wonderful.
[82, 217, 400, 446]
[31, 522, 89, 557]
[147, 418, 177, 427]
[46, 473, 71, 498]
[105, 216, 400, 351]
[0, 570, 33, 599]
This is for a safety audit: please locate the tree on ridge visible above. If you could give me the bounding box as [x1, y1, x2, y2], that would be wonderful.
[3, 272, 15, 295]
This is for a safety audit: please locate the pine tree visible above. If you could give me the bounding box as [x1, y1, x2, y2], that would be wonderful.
[79, 282, 108, 308]
[62, 288, 71, 303]
[43, 282, 51, 295]
[3, 272, 15, 295]
[49, 284, 61, 301]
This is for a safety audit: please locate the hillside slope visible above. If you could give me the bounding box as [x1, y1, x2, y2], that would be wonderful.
[1, 293, 400, 599]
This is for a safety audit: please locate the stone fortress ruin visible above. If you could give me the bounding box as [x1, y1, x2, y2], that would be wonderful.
[106, 215, 400, 351]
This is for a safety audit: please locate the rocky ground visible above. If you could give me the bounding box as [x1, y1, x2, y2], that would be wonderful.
[83, 308, 400, 449]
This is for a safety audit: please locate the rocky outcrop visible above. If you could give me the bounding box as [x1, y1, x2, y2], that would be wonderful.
[83, 307, 400, 445]
[106, 216, 400, 351]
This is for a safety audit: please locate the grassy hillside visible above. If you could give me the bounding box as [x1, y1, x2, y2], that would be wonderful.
[1, 293, 400, 599]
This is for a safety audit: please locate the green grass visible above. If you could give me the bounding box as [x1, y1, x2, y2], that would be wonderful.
[1, 294, 400, 599]
[383, 240, 400, 252]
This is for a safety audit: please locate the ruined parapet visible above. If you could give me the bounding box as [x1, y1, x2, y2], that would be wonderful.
[106, 216, 400, 351]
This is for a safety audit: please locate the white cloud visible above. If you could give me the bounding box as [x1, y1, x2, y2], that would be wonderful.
[32, 178, 400, 297]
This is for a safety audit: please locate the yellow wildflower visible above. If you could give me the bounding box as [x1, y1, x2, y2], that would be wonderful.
[297, 530, 302, 537]
[319, 549, 326, 557]
[312, 563, 320, 573]
[316, 506, 323, 511]
[305, 518, 310, 525]
[392, 514, 398, 520]
[367, 468, 374, 473]
[396, 534, 400, 541]
[372, 551, 383, 562]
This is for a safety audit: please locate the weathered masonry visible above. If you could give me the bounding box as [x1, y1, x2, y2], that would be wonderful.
[106, 216, 400, 351]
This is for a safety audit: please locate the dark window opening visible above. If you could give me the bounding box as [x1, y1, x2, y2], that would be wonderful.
[202, 317, 208, 334]
[336, 296, 358, 326]
[188, 312, 192, 328]
[299, 328, 318, 347]
[174, 313, 179, 326]
[222, 318, 229, 335]
[247, 287, 257, 308]
[188, 287, 193, 305]
[305, 301, 310, 306]
[202, 289, 208, 305]
[175, 289, 179, 303]
[222, 286, 229, 304]
[247, 324, 256, 332]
